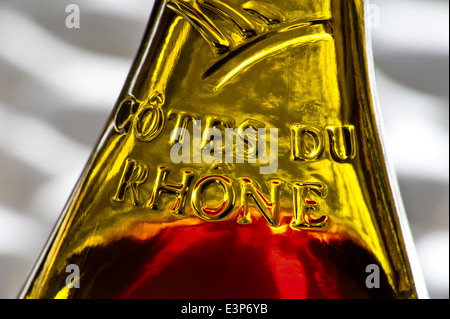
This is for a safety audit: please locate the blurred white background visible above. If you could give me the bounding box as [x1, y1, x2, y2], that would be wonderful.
[0, 0, 448, 299]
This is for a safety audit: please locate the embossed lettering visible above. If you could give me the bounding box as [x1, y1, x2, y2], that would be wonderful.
[235, 119, 265, 161]
[291, 182, 328, 229]
[225, 127, 258, 164]
[327, 125, 357, 162]
[170, 127, 191, 164]
[112, 159, 333, 230]
[168, 110, 201, 146]
[237, 178, 285, 227]
[167, 118, 278, 173]
[112, 159, 148, 206]
[147, 165, 196, 216]
[114, 92, 165, 143]
[258, 128, 279, 175]
[201, 115, 235, 151]
[169, 110, 202, 163]
[114, 96, 140, 134]
[290, 125, 325, 162]
[192, 175, 235, 221]
[134, 92, 165, 142]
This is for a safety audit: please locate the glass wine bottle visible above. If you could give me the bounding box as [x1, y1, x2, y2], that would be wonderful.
[20, 0, 428, 299]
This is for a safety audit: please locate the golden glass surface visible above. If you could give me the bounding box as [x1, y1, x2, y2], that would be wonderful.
[20, 0, 427, 299]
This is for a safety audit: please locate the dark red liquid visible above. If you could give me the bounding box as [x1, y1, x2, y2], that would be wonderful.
[50, 217, 396, 299]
